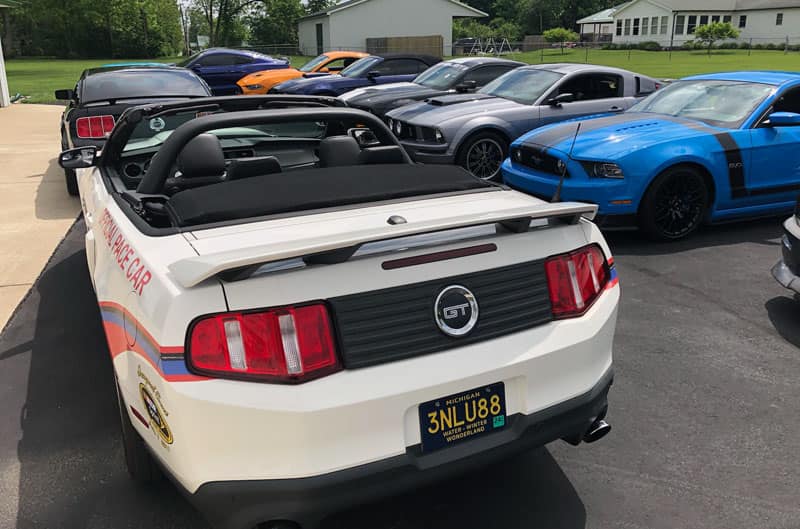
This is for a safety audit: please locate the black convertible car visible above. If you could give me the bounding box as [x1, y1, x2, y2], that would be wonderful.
[55, 65, 211, 195]
[339, 57, 523, 118]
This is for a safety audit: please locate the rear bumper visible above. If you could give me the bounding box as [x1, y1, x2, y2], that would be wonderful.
[189, 368, 613, 529]
[772, 216, 800, 293]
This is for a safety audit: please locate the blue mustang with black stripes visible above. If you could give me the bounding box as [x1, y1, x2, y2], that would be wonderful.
[502, 71, 800, 240]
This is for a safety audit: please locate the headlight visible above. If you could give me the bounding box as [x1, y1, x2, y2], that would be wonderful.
[387, 118, 394, 131]
[434, 128, 444, 143]
[588, 162, 624, 179]
[244, 84, 263, 90]
[394, 120, 403, 135]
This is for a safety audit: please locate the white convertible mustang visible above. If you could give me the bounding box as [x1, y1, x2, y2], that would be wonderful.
[60, 96, 620, 529]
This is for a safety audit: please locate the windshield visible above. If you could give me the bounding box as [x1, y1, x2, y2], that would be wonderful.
[299, 54, 330, 73]
[479, 69, 563, 105]
[341, 56, 381, 78]
[123, 110, 327, 152]
[629, 79, 774, 128]
[176, 52, 201, 68]
[413, 62, 469, 89]
[82, 70, 209, 103]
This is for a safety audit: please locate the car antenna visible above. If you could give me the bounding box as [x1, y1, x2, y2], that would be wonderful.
[552, 122, 581, 203]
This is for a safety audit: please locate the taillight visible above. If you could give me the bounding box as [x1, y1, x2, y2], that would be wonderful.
[545, 244, 610, 318]
[75, 115, 115, 139]
[187, 303, 340, 383]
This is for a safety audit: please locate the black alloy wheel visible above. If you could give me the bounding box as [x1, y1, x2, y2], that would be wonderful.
[640, 165, 709, 241]
[458, 131, 507, 180]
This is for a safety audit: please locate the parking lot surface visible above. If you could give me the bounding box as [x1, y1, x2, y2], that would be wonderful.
[0, 217, 799, 529]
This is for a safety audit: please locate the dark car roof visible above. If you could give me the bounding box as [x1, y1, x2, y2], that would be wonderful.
[198, 47, 275, 60]
[445, 57, 525, 67]
[371, 53, 441, 65]
[77, 67, 210, 104]
[83, 65, 182, 78]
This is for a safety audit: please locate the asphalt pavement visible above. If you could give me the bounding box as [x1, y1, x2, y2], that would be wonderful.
[1, 217, 799, 529]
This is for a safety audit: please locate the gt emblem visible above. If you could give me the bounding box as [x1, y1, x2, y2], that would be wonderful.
[434, 285, 479, 337]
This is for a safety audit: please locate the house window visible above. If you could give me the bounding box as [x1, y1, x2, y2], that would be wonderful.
[738, 15, 747, 27]
[699, 15, 709, 26]
[616, 19, 623, 36]
[660, 16, 668, 34]
[723, 15, 732, 23]
[642, 17, 649, 35]
[633, 18, 640, 35]
[687, 15, 697, 33]
[624, 18, 631, 35]
[675, 15, 685, 34]
[777, 13, 783, 25]
[711, 15, 720, 22]
[651, 16, 659, 32]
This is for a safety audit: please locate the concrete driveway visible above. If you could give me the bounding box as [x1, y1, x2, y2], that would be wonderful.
[0, 104, 80, 328]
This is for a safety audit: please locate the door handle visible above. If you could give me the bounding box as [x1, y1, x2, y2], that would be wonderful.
[609, 106, 623, 112]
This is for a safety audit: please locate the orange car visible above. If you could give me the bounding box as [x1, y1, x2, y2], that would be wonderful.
[238, 51, 369, 95]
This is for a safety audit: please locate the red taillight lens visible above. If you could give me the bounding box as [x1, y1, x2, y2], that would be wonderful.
[545, 244, 610, 318]
[75, 115, 115, 139]
[188, 303, 340, 383]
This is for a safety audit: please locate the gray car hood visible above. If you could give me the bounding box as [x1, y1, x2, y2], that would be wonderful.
[386, 94, 524, 127]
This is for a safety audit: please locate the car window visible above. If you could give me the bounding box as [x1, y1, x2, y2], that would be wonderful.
[413, 62, 469, 89]
[323, 57, 356, 71]
[463, 65, 516, 87]
[772, 87, 800, 114]
[629, 79, 773, 128]
[299, 54, 330, 72]
[341, 56, 382, 78]
[81, 70, 209, 103]
[377, 59, 427, 75]
[479, 69, 563, 105]
[553, 73, 624, 101]
[233, 55, 253, 65]
[198, 54, 239, 67]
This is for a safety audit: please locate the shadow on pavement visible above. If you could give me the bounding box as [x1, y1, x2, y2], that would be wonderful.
[6, 221, 587, 529]
[33, 158, 80, 221]
[605, 216, 784, 257]
[765, 295, 800, 349]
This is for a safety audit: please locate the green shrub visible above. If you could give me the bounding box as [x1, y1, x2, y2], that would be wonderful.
[638, 41, 662, 51]
[738, 41, 750, 49]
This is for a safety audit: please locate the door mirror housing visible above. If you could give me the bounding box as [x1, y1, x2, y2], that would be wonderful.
[59, 146, 98, 169]
[455, 80, 478, 93]
[348, 127, 380, 147]
[54, 89, 75, 101]
[767, 111, 800, 127]
[547, 93, 575, 106]
[366, 71, 382, 80]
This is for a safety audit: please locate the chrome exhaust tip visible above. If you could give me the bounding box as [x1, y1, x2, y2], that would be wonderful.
[582, 419, 611, 443]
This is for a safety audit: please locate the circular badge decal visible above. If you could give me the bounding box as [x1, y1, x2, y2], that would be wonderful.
[434, 285, 479, 337]
[149, 117, 166, 132]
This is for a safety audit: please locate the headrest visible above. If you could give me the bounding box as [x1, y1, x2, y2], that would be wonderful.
[178, 134, 226, 178]
[318, 136, 362, 168]
[226, 156, 282, 181]
[358, 145, 406, 165]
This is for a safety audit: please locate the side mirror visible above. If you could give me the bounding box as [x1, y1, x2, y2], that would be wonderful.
[59, 146, 98, 169]
[547, 93, 575, 106]
[455, 80, 478, 92]
[767, 111, 800, 127]
[348, 127, 380, 147]
[367, 71, 382, 80]
[55, 89, 75, 100]
[327, 66, 344, 72]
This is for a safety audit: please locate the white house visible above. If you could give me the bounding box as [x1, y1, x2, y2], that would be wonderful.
[0, 2, 10, 107]
[577, 3, 631, 41]
[606, 0, 800, 46]
[297, 0, 488, 57]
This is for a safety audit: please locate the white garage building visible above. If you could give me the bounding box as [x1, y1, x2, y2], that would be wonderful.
[297, 0, 488, 57]
[0, 2, 10, 107]
[607, 0, 800, 46]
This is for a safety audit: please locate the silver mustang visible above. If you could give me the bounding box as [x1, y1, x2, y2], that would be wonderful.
[385, 63, 661, 179]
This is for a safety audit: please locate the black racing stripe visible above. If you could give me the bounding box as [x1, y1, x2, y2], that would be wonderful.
[519, 114, 662, 151]
[712, 131, 747, 199]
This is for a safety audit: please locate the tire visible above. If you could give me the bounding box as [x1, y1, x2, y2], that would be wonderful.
[639, 165, 709, 241]
[64, 168, 79, 196]
[456, 130, 508, 180]
[115, 378, 162, 484]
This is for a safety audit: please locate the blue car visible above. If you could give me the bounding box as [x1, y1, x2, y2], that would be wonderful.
[177, 48, 289, 95]
[503, 71, 800, 240]
[270, 54, 440, 96]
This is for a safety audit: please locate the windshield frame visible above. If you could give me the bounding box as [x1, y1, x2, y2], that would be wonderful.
[627, 79, 775, 129]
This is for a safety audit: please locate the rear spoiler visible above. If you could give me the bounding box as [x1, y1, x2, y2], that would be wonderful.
[169, 201, 597, 288]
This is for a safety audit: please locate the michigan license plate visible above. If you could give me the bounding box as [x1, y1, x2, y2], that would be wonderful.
[418, 382, 506, 452]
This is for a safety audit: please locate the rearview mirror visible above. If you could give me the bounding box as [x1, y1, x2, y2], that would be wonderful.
[367, 71, 382, 80]
[455, 80, 477, 93]
[547, 93, 575, 106]
[768, 111, 800, 127]
[54, 89, 75, 100]
[59, 146, 98, 169]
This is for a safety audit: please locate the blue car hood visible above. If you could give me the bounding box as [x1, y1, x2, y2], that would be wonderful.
[517, 113, 722, 160]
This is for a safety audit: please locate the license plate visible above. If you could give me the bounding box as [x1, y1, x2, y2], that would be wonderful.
[418, 382, 506, 452]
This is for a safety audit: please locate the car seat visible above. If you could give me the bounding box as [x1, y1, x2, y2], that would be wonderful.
[318, 136, 362, 167]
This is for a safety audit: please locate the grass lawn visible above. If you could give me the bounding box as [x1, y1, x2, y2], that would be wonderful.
[5, 50, 800, 104]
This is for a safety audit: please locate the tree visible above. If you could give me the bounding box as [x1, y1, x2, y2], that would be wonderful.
[694, 21, 739, 54]
[194, 0, 261, 47]
[248, 0, 304, 45]
[305, 0, 334, 14]
[543, 27, 578, 53]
